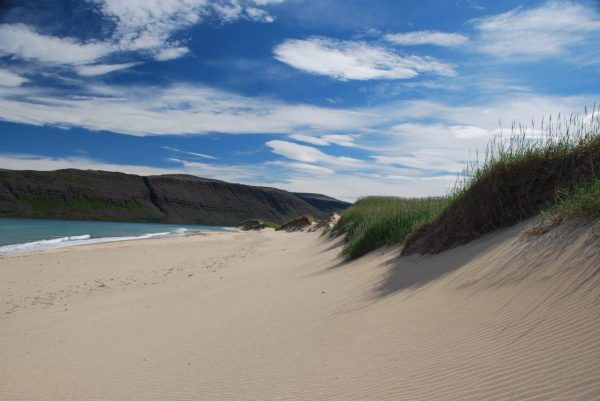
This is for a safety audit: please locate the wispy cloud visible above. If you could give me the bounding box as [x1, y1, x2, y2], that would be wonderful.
[163, 146, 217, 160]
[274, 37, 455, 80]
[471, 1, 600, 58]
[268, 161, 335, 175]
[0, 78, 592, 143]
[0, 23, 113, 65]
[74, 63, 139, 76]
[0, 69, 28, 87]
[266, 140, 365, 168]
[385, 30, 468, 47]
[0, 83, 371, 135]
[153, 47, 190, 62]
[289, 134, 356, 147]
[0, 0, 284, 75]
[0, 153, 175, 176]
[89, 0, 281, 59]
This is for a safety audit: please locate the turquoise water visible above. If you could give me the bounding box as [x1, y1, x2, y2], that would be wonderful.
[0, 217, 229, 254]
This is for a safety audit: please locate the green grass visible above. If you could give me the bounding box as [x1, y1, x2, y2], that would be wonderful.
[400, 107, 600, 255]
[334, 196, 449, 260]
[450, 111, 600, 205]
[262, 220, 281, 229]
[19, 195, 144, 213]
[554, 178, 600, 217]
[524, 179, 600, 236]
[334, 107, 600, 258]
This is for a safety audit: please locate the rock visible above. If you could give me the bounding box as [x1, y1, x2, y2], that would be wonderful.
[237, 219, 268, 231]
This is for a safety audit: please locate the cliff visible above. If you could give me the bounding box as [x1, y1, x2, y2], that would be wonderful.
[292, 192, 351, 213]
[0, 169, 349, 226]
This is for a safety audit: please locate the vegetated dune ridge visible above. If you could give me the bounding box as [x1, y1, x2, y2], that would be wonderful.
[403, 132, 600, 256]
[1, 219, 598, 400]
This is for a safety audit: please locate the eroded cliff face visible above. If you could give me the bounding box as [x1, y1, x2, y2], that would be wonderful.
[0, 169, 346, 225]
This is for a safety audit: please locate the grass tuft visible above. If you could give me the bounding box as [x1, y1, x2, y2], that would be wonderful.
[524, 178, 600, 236]
[552, 179, 600, 217]
[334, 196, 448, 260]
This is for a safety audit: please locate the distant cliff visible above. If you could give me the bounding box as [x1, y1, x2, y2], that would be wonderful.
[293, 193, 352, 213]
[0, 169, 350, 225]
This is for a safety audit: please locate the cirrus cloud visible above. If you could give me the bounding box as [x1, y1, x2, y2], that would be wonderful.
[0, 23, 114, 65]
[273, 37, 456, 80]
[0, 69, 28, 87]
[385, 30, 469, 47]
[471, 1, 600, 58]
[289, 133, 357, 147]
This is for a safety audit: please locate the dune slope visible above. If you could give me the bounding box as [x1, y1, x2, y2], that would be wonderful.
[1, 219, 598, 400]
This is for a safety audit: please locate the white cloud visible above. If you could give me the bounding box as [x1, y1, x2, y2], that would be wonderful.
[0, 23, 113, 65]
[289, 134, 330, 146]
[385, 30, 468, 46]
[0, 79, 592, 143]
[0, 1, 282, 70]
[268, 174, 456, 202]
[267, 140, 322, 162]
[289, 133, 356, 147]
[154, 46, 190, 61]
[266, 140, 365, 168]
[163, 146, 217, 160]
[0, 152, 277, 187]
[0, 69, 28, 87]
[75, 62, 139, 76]
[471, 1, 600, 58]
[322, 134, 357, 147]
[90, 0, 279, 55]
[0, 83, 372, 135]
[372, 151, 468, 174]
[243, 7, 274, 22]
[252, 0, 286, 5]
[274, 37, 455, 80]
[0, 154, 175, 176]
[268, 161, 335, 174]
[88, 0, 199, 53]
[449, 125, 490, 139]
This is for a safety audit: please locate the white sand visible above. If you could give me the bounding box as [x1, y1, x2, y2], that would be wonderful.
[1, 220, 599, 401]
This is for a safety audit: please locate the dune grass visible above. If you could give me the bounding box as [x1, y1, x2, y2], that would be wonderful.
[334, 107, 600, 259]
[334, 196, 449, 260]
[450, 110, 600, 205]
[400, 107, 600, 255]
[525, 178, 600, 235]
[554, 178, 600, 217]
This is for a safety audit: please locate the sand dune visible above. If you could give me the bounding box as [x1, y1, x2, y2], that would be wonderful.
[1, 220, 599, 400]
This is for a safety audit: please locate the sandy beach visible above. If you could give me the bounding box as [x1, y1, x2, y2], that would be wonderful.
[1, 222, 599, 401]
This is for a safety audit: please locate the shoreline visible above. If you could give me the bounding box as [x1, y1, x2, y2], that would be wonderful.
[0, 227, 240, 257]
[1, 223, 598, 400]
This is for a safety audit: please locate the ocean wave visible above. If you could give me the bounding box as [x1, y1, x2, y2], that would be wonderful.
[0, 228, 199, 255]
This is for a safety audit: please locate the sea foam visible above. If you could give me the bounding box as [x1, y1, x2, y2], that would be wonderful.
[0, 230, 190, 255]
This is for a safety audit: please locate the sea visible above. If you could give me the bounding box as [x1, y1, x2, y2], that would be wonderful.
[0, 217, 231, 255]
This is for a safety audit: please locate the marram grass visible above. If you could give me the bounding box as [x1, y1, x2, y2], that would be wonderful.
[450, 108, 600, 204]
[553, 178, 600, 217]
[525, 178, 600, 236]
[335, 196, 449, 260]
[335, 106, 600, 259]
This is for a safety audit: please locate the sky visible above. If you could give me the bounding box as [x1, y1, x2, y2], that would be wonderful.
[0, 0, 599, 201]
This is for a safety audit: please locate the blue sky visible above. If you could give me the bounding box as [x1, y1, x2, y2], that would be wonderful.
[0, 0, 599, 201]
